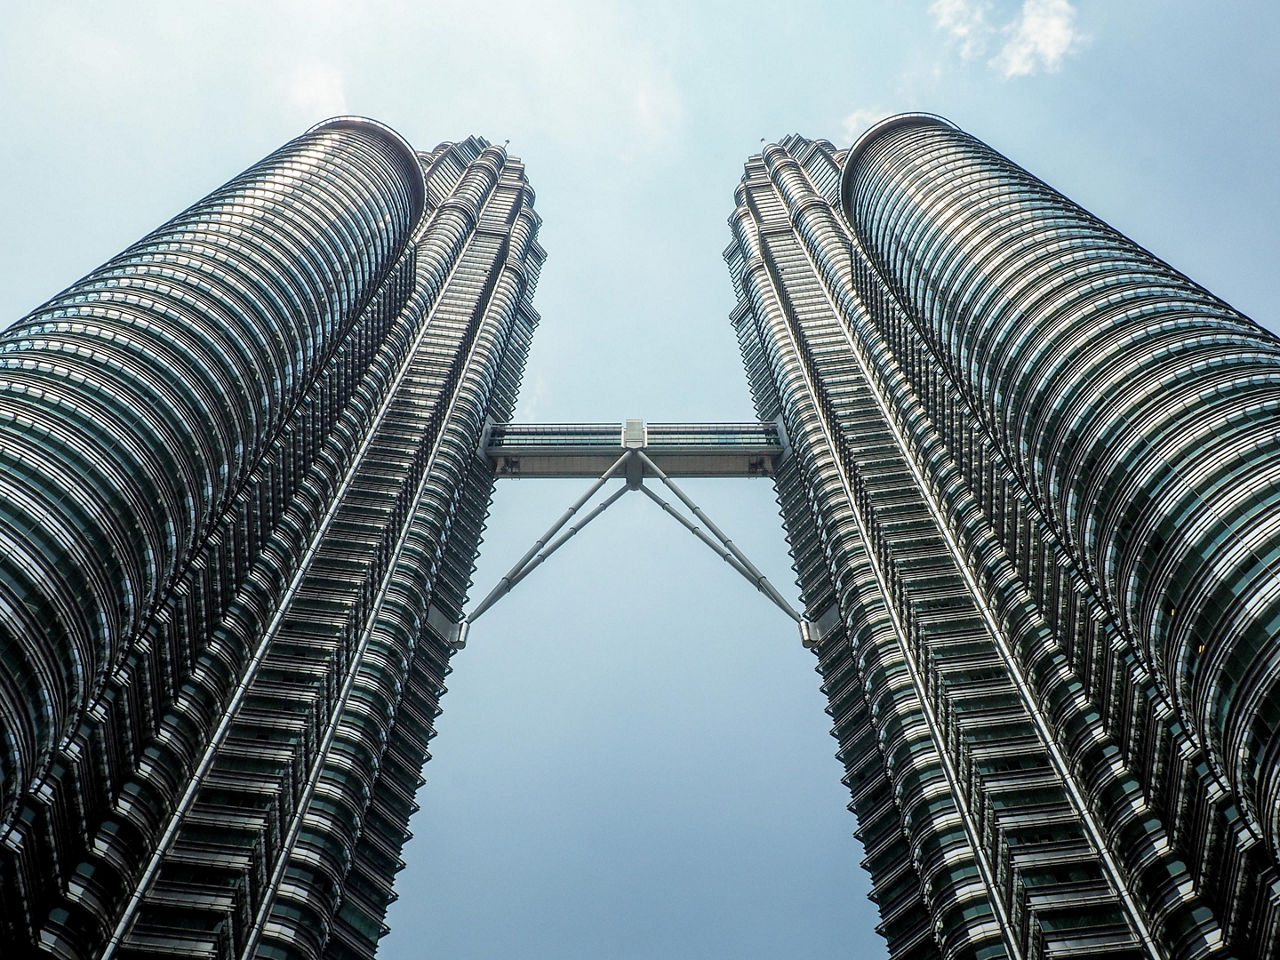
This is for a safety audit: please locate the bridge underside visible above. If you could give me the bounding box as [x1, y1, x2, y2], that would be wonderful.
[461, 418, 810, 648]
[484, 419, 786, 479]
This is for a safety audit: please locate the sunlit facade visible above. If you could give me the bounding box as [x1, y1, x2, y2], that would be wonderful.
[0, 119, 543, 959]
[726, 116, 1280, 959]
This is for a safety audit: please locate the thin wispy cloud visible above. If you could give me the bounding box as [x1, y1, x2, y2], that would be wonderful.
[930, 0, 1084, 77]
[286, 63, 348, 119]
[991, 0, 1082, 77]
[842, 108, 887, 144]
[929, 0, 991, 60]
[631, 75, 686, 149]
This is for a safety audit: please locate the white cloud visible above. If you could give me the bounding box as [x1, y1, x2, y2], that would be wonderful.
[991, 0, 1083, 77]
[931, 0, 1083, 78]
[519, 372, 551, 420]
[842, 108, 887, 145]
[286, 63, 348, 121]
[929, 0, 993, 60]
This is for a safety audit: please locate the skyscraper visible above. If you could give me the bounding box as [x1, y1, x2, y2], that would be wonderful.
[3, 109, 1280, 960]
[0, 118, 544, 959]
[726, 115, 1280, 959]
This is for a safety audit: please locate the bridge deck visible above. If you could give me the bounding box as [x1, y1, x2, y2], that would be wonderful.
[484, 420, 785, 478]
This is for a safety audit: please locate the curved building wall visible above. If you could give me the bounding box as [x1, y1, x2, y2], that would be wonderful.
[843, 116, 1280, 859]
[0, 121, 545, 960]
[0, 120, 426, 819]
[729, 134, 1184, 960]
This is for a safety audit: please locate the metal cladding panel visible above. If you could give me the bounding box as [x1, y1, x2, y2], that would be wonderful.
[729, 124, 1280, 959]
[0, 125, 543, 960]
[0, 119, 425, 822]
[844, 118, 1280, 871]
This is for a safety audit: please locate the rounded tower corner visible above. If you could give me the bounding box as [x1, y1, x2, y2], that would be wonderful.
[307, 115, 427, 225]
[840, 112, 956, 230]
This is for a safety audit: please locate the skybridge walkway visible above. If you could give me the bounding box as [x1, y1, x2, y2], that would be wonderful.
[457, 419, 812, 648]
[483, 419, 786, 480]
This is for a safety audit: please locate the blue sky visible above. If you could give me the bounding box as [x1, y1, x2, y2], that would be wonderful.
[2, 2, 1278, 957]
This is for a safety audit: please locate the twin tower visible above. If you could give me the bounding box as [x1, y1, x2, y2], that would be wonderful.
[2, 115, 1280, 960]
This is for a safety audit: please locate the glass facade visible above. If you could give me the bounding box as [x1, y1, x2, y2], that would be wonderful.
[725, 118, 1280, 959]
[3, 109, 1279, 960]
[0, 120, 543, 959]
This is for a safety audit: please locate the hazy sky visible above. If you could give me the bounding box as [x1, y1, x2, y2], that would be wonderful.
[2, 2, 1278, 957]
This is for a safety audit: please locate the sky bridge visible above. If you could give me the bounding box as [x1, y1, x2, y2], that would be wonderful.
[461, 419, 810, 648]
[483, 419, 787, 480]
